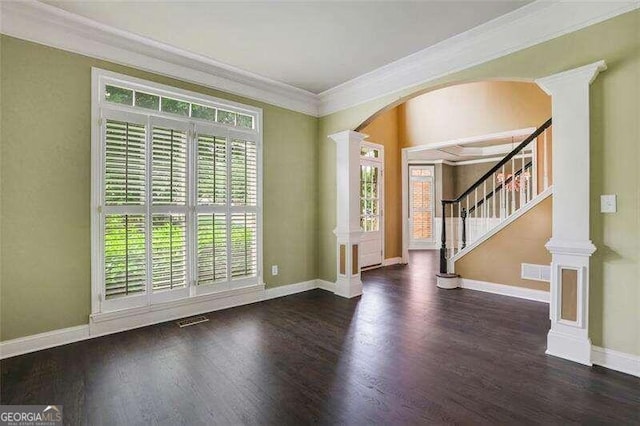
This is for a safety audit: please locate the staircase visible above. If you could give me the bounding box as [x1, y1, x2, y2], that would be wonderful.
[439, 118, 553, 274]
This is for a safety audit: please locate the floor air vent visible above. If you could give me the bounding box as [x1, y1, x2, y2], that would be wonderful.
[177, 315, 209, 328]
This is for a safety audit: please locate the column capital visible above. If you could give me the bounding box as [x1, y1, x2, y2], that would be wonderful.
[328, 130, 368, 144]
[536, 60, 607, 95]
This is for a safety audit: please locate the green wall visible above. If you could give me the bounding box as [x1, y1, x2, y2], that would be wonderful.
[319, 10, 640, 356]
[0, 36, 318, 340]
[2, 10, 639, 358]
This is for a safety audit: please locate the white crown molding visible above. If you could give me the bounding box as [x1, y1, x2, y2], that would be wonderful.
[318, 1, 639, 116]
[0, 0, 320, 116]
[1, 1, 637, 118]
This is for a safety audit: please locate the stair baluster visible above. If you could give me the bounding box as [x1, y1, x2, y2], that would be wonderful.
[438, 118, 552, 275]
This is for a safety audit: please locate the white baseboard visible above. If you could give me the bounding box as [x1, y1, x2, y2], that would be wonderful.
[460, 278, 550, 303]
[0, 279, 333, 359]
[5, 280, 637, 380]
[317, 279, 336, 293]
[263, 280, 319, 300]
[0, 325, 90, 360]
[592, 346, 640, 378]
[383, 257, 403, 266]
[89, 285, 266, 338]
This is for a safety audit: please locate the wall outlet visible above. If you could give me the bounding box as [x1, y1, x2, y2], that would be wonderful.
[271, 265, 278, 276]
[600, 194, 617, 213]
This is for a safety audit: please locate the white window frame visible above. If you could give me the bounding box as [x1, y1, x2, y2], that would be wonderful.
[91, 68, 263, 316]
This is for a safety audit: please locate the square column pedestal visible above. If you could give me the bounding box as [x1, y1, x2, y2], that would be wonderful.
[329, 130, 368, 298]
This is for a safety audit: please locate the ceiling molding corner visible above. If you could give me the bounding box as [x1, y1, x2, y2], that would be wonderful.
[0, 0, 320, 116]
[2, 1, 636, 119]
[317, 0, 639, 116]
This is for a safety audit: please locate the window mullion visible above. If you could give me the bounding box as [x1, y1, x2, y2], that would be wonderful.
[226, 131, 232, 283]
[145, 115, 153, 304]
[188, 124, 196, 297]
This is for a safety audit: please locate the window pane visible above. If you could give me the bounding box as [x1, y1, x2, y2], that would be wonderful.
[197, 134, 227, 205]
[231, 212, 257, 279]
[105, 119, 146, 205]
[105, 215, 146, 299]
[361, 146, 379, 158]
[161, 97, 190, 116]
[191, 104, 216, 121]
[152, 127, 187, 204]
[217, 109, 236, 125]
[237, 114, 254, 129]
[231, 139, 257, 206]
[152, 214, 186, 291]
[135, 91, 160, 110]
[197, 213, 228, 285]
[105, 85, 133, 106]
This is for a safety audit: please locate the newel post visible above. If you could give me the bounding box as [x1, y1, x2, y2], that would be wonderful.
[328, 130, 367, 298]
[439, 201, 447, 274]
[536, 60, 606, 365]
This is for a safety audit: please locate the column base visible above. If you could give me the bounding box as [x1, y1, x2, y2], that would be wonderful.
[546, 329, 592, 366]
[436, 273, 460, 289]
[335, 276, 363, 299]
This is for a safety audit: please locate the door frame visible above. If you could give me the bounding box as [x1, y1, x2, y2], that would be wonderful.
[401, 127, 537, 264]
[407, 164, 437, 250]
[360, 141, 385, 270]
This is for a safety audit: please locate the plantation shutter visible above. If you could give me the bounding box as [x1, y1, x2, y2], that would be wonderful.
[230, 212, 257, 278]
[151, 120, 189, 291]
[103, 115, 147, 300]
[152, 127, 187, 205]
[95, 72, 261, 314]
[195, 128, 229, 287]
[230, 138, 258, 279]
[105, 119, 146, 205]
[197, 213, 228, 284]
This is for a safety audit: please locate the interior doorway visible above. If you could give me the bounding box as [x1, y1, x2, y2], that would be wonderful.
[408, 165, 436, 249]
[360, 142, 384, 269]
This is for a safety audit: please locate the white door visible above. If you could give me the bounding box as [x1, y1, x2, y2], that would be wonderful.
[408, 165, 435, 249]
[360, 143, 384, 268]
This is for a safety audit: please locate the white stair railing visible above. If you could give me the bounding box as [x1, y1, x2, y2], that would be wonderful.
[438, 119, 552, 274]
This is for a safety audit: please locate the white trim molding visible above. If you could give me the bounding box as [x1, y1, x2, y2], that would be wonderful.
[536, 60, 606, 366]
[0, 0, 319, 116]
[0, 325, 91, 360]
[383, 257, 403, 266]
[451, 187, 553, 265]
[591, 346, 640, 378]
[263, 280, 319, 300]
[0, 279, 336, 359]
[1, 1, 637, 117]
[460, 278, 549, 303]
[319, 1, 638, 115]
[3, 279, 638, 380]
[329, 130, 368, 299]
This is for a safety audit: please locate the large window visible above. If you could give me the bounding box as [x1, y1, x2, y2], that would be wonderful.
[92, 69, 262, 314]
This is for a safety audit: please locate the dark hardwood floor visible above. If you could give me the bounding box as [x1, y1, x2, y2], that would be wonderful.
[2, 251, 639, 425]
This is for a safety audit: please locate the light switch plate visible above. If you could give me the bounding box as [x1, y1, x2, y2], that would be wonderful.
[600, 194, 617, 213]
[271, 265, 278, 276]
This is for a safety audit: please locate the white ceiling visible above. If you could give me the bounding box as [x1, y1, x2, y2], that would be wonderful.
[44, 1, 530, 94]
[408, 135, 531, 163]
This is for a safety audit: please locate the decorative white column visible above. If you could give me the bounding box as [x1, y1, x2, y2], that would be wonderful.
[536, 60, 606, 365]
[329, 130, 367, 298]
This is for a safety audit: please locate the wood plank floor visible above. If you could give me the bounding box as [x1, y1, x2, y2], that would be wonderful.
[2, 251, 639, 425]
